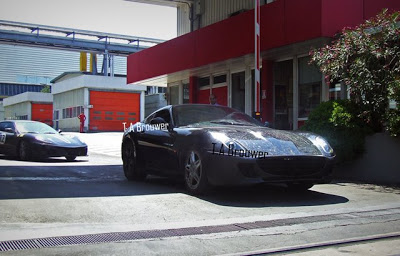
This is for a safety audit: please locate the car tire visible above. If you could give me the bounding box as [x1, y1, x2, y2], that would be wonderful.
[122, 140, 146, 181]
[184, 150, 209, 195]
[18, 140, 32, 161]
[66, 156, 76, 161]
[286, 183, 314, 192]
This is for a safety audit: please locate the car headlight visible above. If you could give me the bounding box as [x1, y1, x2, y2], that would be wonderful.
[209, 131, 245, 153]
[306, 135, 334, 156]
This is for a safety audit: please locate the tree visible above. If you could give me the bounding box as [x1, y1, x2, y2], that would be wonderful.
[310, 9, 400, 133]
[40, 85, 51, 93]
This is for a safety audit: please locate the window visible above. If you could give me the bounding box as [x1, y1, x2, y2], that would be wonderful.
[54, 110, 59, 120]
[298, 56, 322, 119]
[0, 122, 15, 132]
[158, 87, 167, 93]
[153, 109, 171, 124]
[198, 77, 210, 88]
[213, 74, 226, 84]
[183, 83, 190, 104]
[61, 106, 83, 119]
[274, 60, 293, 130]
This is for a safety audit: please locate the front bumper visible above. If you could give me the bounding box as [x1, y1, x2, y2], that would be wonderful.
[31, 143, 88, 158]
[204, 152, 334, 186]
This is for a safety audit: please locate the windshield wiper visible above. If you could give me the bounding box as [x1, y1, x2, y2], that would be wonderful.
[210, 121, 235, 125]
[209, 121, 250, 126]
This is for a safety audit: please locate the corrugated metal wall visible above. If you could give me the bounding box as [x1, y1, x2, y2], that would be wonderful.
[201, 0, 254, 28]
[178, 0, 272, 36]
[0, 44, 127, 84]
[177, 4, 191, 36]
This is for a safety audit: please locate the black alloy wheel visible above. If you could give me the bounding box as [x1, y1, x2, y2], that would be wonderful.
[18, 140, 32, 161]
[66, 156, 76, 161]
[184, 150, 208, 195]
[122, 140, 146, 181]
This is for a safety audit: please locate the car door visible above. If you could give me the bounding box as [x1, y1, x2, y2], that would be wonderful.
[0, 122, 18, 155]
[136, 109, 178, 174]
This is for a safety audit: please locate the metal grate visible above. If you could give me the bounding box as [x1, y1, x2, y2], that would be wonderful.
[1, 207, 399, 252]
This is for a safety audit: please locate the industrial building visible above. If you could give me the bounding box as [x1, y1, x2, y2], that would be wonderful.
[127, 0, 400, 130]
[51, 72, 146, 132]
[3, 92, 53, 126]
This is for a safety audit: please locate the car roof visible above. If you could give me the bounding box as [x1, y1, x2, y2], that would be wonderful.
[0, 120, 40, 124]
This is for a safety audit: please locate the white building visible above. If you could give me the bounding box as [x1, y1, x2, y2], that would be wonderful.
[3, 92, 53, 126]
[51, 72, 146, 132]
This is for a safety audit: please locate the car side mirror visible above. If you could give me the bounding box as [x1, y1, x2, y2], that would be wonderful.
[58, 129, 62, 134]
[4, 128, 15, 133]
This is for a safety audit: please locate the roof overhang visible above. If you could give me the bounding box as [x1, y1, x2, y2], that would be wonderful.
[3, 92, 53, 106]
[124, 0, 193, 7]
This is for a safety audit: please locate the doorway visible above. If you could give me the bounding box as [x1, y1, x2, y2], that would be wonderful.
[231, 71, 245, 112]
[273, 60, 293, 130]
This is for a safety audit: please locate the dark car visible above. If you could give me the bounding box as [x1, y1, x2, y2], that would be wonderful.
[0, 120, 87, 161]
[121, 104, 335, 194]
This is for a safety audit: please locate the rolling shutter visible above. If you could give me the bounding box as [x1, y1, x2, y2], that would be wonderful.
[89, 91, 140, 131]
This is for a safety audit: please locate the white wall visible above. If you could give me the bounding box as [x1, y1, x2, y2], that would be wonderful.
[0, 102, 4, 121]
[0, 44, 127, 84]
[4, 102, 31, 120]
[53, 88, 85, 131]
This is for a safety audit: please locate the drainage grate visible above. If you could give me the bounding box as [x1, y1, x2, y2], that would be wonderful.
[1, 207, 399, 252]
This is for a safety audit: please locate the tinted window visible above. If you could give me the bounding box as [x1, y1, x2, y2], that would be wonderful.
[153, 109, 171, 123]
[172, 105, 262, 127]
[0, 122, 15, 132]
[15, 122, 57, 134]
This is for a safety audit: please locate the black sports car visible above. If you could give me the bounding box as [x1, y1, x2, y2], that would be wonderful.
[0, 120, 87, 161]
[121, 104, 335, 194]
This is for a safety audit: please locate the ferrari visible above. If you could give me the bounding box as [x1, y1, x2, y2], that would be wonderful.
[0, 120, 87, 161]
[121, 104, 335, 194]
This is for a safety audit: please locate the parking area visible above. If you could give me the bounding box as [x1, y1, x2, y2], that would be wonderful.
[0, 132, 400, 255]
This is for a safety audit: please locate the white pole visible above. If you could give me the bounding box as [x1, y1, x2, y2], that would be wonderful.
[255, 0, 260, 113]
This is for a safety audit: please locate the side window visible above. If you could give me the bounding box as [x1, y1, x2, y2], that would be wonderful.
[144, 113, 155, 124]
[153, 109, 171, 124]
[0, 122, 14, 132]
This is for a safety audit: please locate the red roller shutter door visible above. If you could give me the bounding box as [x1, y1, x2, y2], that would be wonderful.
[31, 103, 53, 126]
[89, 91, 140, 131]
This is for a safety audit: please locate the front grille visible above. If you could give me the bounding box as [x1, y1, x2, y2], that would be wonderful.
[257, 156, 326, 177]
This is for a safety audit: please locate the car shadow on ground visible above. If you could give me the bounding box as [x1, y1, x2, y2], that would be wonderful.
[0, 162, 349, 208]
[0, 154, 88, 163]
[199, 183, 349, 207]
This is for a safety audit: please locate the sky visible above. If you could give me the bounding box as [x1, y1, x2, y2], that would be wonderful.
[0, 0, 177, 40]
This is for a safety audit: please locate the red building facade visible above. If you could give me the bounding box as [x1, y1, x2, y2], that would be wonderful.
[127, 0, 400, 130]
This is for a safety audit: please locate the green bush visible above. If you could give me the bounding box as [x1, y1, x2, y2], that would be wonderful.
[386, 109, 400, 137]
[301, 100, 372, 163]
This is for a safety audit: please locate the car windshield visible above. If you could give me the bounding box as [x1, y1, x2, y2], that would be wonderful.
[15, 122, 58, 134]
[172, 105, 263, 127]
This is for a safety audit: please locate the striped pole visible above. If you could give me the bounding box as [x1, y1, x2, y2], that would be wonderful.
[255, 0, 260, 113]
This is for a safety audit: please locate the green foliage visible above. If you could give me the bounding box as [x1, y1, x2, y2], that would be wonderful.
[310, 9, 400, 133]
[301, 100, 371, 163]
[40, 85, 51, 93]
[386, 109, 400, 137]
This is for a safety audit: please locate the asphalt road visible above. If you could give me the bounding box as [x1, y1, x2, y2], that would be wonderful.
[0, 132, 400, 255]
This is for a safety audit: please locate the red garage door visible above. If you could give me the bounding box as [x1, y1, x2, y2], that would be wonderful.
[31, 103, 53, 126]
[89, 91, 140, 131]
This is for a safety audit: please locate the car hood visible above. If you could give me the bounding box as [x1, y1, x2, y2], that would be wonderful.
[204, 126, 321, 156]
[26, 133, 87, 147]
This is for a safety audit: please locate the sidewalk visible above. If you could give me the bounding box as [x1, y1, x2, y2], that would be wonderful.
[65, 132, 123, 158]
